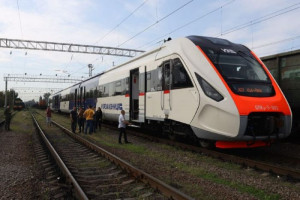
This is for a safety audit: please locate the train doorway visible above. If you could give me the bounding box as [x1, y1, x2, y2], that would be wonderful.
[130, 68, 139, 121]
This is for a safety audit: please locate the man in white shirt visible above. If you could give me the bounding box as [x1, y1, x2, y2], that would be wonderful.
[118, 110, 130, 144]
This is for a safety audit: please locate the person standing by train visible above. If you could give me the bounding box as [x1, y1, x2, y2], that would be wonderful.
[70, 106, 77, 133]
[83, 105, 94, 134]
[46, 106, 52, 127]
[95, 107, 103, 131]
[92, 106, 97, 133]
[118, 110, 130, 144]
[77, 107, 84, 133]
[4, 105, 12, 131]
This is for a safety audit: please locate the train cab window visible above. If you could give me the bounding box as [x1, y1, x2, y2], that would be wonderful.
[172, 58, 193, 89]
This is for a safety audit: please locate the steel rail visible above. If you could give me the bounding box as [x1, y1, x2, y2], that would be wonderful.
[50, 119, 194, 200]
[31, 113, 89, 200]
[39, 110, 300, 180]
[130, 128, 300, 180]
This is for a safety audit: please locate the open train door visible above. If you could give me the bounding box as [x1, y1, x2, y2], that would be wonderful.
[129, 66, 146, 123]
[129, 68, 139, 121]
[138, 66, 146, 123]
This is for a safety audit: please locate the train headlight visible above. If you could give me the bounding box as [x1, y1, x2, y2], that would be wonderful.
[195, 73, 224, 102]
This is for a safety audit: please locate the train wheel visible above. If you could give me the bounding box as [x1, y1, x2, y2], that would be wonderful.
[199, 139, 214, 149]
[168, 133, 177, 141]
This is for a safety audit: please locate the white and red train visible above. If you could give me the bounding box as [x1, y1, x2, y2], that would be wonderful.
[50, 36, 292, 148]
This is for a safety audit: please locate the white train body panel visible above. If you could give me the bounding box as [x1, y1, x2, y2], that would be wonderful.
[49, 35, 292, 148]
[59, 88, 71, 112]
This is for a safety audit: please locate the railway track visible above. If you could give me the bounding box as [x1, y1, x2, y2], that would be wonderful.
[32, 126, 70, 199]
[35, 109, 300, 180]
[31, 111, 193, 199]
[96, 122, 300, 181]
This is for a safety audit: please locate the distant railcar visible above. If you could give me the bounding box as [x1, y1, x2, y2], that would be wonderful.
[13, 98, 25, 110]
[261, 49, 300, 136]
[39, 99, 47, 109]
[50, 36, 292, 148]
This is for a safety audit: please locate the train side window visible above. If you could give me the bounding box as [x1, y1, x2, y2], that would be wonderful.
[125, 77, 129, 94]
[163, 62, 171, 90]
[139, 73, 145, 93]
[172, 58, 193, 89]
[103, 85, 109, 97]
[109, 82, 114, 97]
[146, 72, 151, 92]
[157, 66, 163, 91]
[115, 81, 122, 95]
[98, 86, 103, 97]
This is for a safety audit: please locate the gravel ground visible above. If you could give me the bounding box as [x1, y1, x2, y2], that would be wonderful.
[47, 110, 300, 200]
[0, 111, 48, 199]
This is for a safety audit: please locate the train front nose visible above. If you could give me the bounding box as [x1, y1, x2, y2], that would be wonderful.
[239, 112, 292, 140]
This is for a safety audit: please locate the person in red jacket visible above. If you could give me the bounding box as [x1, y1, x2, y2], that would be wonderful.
[46, 106, 52, 127]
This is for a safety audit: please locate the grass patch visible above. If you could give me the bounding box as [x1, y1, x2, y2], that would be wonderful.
[78, 160, 111, 168]
[87, 134, 149, 154]
[173, 162, 280, 200]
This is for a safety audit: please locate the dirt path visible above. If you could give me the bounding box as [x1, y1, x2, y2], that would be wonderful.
[0, 111, 43, 199]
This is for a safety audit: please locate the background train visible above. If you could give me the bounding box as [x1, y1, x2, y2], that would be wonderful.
[261, 50, 300, 138]
[13, 98, 25, 110]
[50, 35, 292, 148]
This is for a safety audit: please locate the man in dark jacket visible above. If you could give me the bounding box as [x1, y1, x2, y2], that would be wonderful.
[95, 107, 103, 131]
[77, 107, 84, 133]
[70, 106, 77, 133]
[4, 105, 12, 131]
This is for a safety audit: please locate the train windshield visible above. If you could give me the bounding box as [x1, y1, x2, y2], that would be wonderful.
[205, 48, 269, 82]
[203, 48, 275, 97]
[187, 36, 275, 97]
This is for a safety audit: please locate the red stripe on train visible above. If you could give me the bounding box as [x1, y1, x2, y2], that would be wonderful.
[215, 140, 272, 149]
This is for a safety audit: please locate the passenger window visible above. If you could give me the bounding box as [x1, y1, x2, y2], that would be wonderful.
[146, 72, 151, 92]
[115, 81, 122, 95]
[172, 58, 193, 89]
[157, 66, 163, 91]
[163, 62, 171, 90]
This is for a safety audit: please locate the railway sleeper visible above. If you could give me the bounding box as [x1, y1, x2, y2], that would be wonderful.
[77, 174, 129, 185]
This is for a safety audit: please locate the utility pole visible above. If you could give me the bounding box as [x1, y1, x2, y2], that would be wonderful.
[12, 90, 15, 107]
[88, 64, 94, 77]
[4, 77, 7, 107]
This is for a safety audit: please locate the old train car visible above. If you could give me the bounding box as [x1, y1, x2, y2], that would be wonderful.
[261, 49, 300, 136]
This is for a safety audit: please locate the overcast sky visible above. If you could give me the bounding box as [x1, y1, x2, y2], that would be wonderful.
[1, 0, 300, 101]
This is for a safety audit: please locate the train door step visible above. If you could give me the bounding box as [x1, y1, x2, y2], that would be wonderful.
[128, 124, 141, 128]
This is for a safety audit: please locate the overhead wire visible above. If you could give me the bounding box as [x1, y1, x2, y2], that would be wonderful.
[79, 0, 195, 76]
[215, 2, 300, 37]
[93, 0, 149, 45]
[69, 0, 149, 76]
[16, 0, 23, 38]
[135, 0, 235, 50]
[117, 0, 194, 47]
[259, 44, 300, 57]
[252, 34, 300, 49]
[137, 1, 300, 52]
